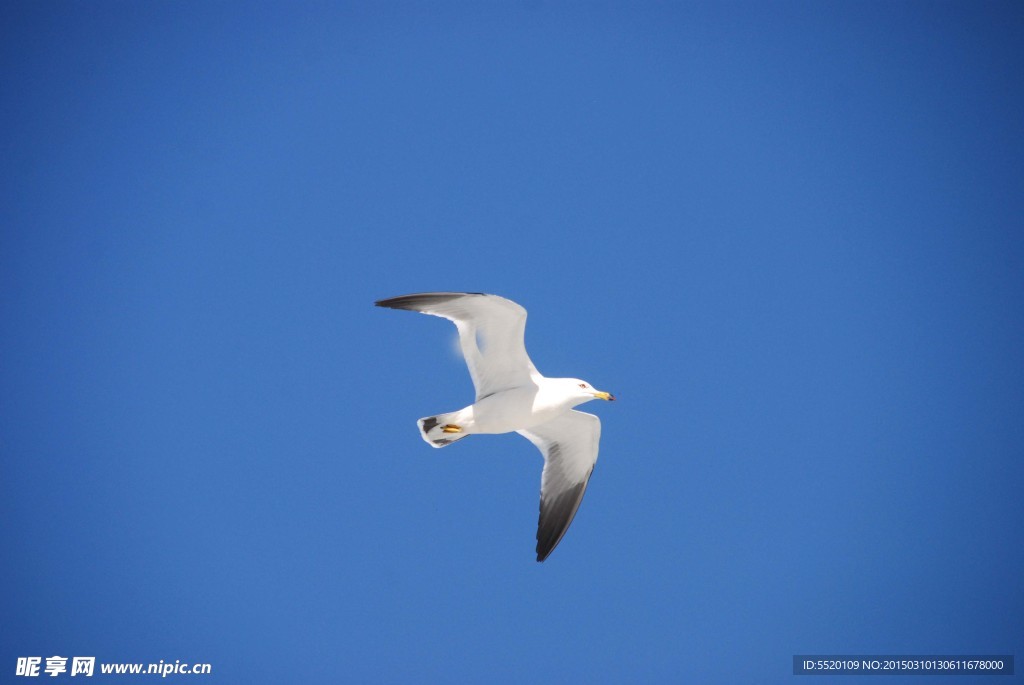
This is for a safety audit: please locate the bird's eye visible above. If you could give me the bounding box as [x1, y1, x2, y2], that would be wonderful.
[579, 383, 587, 388]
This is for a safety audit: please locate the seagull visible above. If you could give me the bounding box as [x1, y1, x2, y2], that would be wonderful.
[375, 292, 615, 562]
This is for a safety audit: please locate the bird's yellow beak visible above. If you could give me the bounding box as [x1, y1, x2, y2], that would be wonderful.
[593, 391, 615, 401]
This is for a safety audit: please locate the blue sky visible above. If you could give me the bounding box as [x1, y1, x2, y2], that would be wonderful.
[2, 2, 1022, 682]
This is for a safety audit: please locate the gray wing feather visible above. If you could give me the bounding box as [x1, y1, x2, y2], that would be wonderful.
[518, 410, 601, 562]
[376, 292, 540, 399]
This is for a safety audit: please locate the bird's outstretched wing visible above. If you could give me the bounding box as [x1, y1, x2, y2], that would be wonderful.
[375, 292, 540, 400]
[517, 410, 600, 562]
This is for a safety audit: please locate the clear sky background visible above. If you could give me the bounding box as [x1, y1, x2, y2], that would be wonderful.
[2, 2, 1022, 683]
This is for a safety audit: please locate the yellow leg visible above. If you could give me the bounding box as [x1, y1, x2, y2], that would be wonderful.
[442, 424, 462, 433]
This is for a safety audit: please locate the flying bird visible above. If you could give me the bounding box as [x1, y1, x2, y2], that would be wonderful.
[375, 292, 615, 562]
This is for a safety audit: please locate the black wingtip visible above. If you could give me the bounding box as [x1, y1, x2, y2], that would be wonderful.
[535, 477, 591, 563]
[375, 292, 487, 310]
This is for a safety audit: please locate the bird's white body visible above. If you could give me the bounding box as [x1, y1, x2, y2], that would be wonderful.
[443, 379, 593, 435]
[375, 292, 614, 561]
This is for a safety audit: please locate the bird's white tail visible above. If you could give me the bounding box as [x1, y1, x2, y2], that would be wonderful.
[418, 413, 470, 448]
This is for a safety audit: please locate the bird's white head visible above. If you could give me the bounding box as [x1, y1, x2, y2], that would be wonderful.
[561, 378, 616, 406]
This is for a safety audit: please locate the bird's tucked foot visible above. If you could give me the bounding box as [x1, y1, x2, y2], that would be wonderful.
[417, 414, 469, 448]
